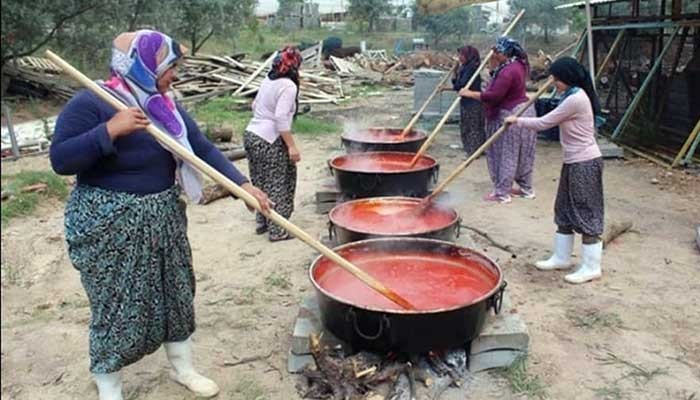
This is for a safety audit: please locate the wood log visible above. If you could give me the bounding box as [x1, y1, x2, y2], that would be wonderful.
[602, 221, 633, 249]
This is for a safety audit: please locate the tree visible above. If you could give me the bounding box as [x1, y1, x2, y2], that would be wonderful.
[347, 0, 392, 32]
[508, 0, 569, 43]
[416, 6, 485, 47]
[1, 0, 99, 66]
[168, 0, 256, 55]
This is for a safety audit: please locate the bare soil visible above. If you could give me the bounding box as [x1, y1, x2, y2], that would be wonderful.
[2, 89, 699, 400]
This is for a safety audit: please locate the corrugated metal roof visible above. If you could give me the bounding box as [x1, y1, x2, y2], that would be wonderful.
[554, 0, 619, 10]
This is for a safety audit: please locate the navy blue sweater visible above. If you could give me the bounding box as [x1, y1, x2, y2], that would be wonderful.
[50, 90, 248, 194]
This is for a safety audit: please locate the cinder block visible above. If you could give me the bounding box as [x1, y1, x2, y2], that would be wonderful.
[470, 293, 529, 355]
[598, 137, 624, 159]
[292, 317, 321, 355]
[287, 350, 315, 374]
[469, 349, 525, 372]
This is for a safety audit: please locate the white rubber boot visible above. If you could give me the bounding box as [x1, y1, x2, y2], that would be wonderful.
[535, 233, 575, 270]
[565, 242, 603, 284]
[93, 371, 123, 400]
[165, 339, 220, 398]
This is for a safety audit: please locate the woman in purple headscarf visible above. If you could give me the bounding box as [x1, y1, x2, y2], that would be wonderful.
[443, 45, 485, 156]
[50, 31, 271, 400]
[461, 36, 538, 204]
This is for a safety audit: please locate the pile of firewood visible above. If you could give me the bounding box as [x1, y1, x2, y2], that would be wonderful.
[2, 56, 77, 100]
[173, 54, 343, 105]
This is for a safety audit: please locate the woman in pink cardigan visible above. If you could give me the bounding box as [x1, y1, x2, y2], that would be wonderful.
[244, 47, 302, 242]
[506, 57, 604, 284]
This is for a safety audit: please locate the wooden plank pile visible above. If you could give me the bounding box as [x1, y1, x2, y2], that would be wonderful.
[172, 53, 343, 105]
[2, 56, 77, 99]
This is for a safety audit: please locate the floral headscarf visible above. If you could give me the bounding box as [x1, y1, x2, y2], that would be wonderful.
[103, 30, 203, 202]
[491, 36, 529, 79]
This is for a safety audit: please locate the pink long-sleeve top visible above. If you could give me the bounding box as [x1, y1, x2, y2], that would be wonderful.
[480, 61, 529, 120]
[246, 77, 298, 144]
[516, 89, 602, 164]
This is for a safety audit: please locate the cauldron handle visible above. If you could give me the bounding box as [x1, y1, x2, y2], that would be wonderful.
[327, 159, 335, 176]
[431, 165, 440, 184]
[327, 221, 337, 243]
[347, 309, 390, 341]
[358, 174, 380, 192]
[489, 281, 508, 315]
[455, 217, 462, 238]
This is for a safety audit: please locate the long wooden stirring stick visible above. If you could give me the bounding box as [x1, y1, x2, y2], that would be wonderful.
[424, 77, 556, 203]
[399, 63, 457, 138]
[45, 50, 416, 311]
[408, 9, 526, 167]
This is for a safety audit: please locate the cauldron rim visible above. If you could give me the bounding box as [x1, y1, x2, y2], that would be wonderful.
[341, 127, 427, 144]
[309, 237, 504, 315]
[328, 196, 459, 237]
[329, 151, 437, 175]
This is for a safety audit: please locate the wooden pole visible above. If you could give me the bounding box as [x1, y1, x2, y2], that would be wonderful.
[408, 9, 526, 167]
[585, 0, 597, 90]
[399, 63, 456, 137]
[426, 77, 555, 201]
[595, 29, 625, 81]
[45, 49, 415, 311]
[233, 51, 278, 96]
[1, 102, 20, 160]
[671, 118, 700, 168]
[611, 26, 680, 140]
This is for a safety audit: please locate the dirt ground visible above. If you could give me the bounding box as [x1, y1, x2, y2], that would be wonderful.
[2, 89, 699, 400]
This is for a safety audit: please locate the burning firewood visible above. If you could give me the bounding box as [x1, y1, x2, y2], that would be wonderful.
[301, 334, 410, 400]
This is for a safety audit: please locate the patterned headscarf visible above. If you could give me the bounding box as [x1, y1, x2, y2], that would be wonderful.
[268, 47, 303, 119]
[458, 45, 480, 66]
[103, 30, 203, 202]
[491, 36, 529, 79]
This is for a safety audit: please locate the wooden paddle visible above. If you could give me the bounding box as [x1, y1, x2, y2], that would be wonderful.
[45, 50, 416, 311]
[424, 77, 556, 204]
[408, 9, 526, 168]
[399, 63, 457, 138]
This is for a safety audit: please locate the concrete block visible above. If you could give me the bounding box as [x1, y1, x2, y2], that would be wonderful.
[293, 296, 351, 355]
[288, 350, 315, 374]
[696, 225, 700, 252]
[292, 317, 320, 355]
[471, 293, 529, 355]
[598, 137, 624, 159]
[469, 349, 525, 372]
[413, 69, 459, 119]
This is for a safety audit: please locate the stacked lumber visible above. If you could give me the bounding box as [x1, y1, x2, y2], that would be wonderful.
[173, 54, 343, 105]
[2, 56, 77, 99]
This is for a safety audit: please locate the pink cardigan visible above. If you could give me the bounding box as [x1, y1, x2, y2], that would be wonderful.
[517, 90, 601, 164]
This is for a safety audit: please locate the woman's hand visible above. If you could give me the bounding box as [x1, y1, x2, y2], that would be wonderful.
[106, 107, 149, 140]
[504, 116, 518, 125]
[241, 182, 272, 213]
[288, 145, 301, 163]
[459, 88, 479, 99]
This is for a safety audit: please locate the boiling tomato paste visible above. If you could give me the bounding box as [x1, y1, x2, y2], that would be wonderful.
[330, 199, 455, 235]
[313, 248, 499, 311]
[342, 128, 425, 143]
[331, 152, 435, 173]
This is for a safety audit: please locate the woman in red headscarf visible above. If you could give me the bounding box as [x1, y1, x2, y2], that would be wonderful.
[443, 45, 485, 156]
[244, 47, 303, 241]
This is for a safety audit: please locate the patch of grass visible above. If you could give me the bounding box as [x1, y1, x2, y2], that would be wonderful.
[264, 271, 292, 290]
[498, 356, 548, 399]
[567, 309, 624, 330]
[191, 96, 339, 138]
[596, 352, 669, 386]
[234, 287, 258, 306]
[593, 385, 626, 400]
[231, 375, 267, 400]
[1, 171, 69, 226]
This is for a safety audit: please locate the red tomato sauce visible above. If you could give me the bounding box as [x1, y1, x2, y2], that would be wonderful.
[330, 199, 455, 235]
[330, 152, 435, 173]
[313, 248, 499, 311]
